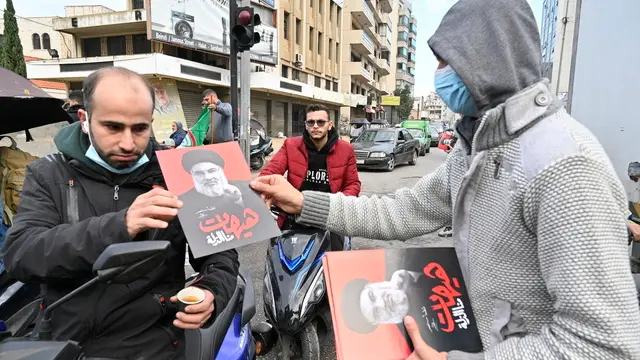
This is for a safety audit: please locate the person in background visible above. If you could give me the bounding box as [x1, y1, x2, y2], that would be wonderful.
[259, 104, 360, 249]
[250, 0, 640, 359]
[66, 90, 84, 124]
[161, 138, 176, 150]
[202, 89, 233, 144]
[169, 120, 187, 147]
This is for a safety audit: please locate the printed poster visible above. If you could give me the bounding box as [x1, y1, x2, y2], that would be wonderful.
[323, 248, 483, 359]
[157, 142, 280, 257]
[150, 78, 186, 142]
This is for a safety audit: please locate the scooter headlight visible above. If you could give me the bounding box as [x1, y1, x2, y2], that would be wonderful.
[251, 135, 260, 146]
[300, 267, 325, 317]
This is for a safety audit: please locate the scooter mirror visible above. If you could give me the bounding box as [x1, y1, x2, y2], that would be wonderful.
[92, 241, 171, 284]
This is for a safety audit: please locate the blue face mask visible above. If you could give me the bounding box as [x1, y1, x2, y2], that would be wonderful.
[83, 119, 149, 175]
[434, 65, 478, 116]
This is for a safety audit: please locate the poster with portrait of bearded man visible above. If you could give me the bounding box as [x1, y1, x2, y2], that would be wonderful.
[157, 142, 280, 257]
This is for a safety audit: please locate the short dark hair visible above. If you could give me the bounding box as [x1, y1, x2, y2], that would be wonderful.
[202, 89, 217, 98]
[305, 104, 330, 118]
[82, 66, 155, 118]
[68, 90, 84, 104]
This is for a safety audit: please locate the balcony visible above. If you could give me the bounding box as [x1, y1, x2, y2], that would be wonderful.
[396, 70, 415, 84]
[53, 9, 146, 35]
[376, 58, 390, 75]
[378, 0, 393, 14]
[346, 30, 374, 55]
[352, 1, 375, 28]
[410, 24, 418, 35]
[344, 61, 373, 83]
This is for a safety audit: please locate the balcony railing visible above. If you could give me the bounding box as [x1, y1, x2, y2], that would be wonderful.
[362, 31, 374, 51]
[363, 1, 375, 24]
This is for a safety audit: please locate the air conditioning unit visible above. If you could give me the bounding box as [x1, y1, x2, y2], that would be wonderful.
[294, 53, 303, 66]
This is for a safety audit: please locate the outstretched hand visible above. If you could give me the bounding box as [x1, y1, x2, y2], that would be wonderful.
[404, 316, 448, 360]
[250, 175, 304, 215]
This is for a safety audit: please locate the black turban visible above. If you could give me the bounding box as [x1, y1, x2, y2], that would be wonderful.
[181, 149, 225, 173]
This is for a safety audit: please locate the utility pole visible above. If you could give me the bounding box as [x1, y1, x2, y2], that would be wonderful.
[238, 0, 251, 163]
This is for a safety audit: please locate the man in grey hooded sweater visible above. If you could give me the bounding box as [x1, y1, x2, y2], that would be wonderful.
[251, 0, 640, 359]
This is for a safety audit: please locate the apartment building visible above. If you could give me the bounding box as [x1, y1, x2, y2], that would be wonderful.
[0, 14, 73, 98]
[277, 0, 345, 135]
[395, 0, 416, 94]
[340, 0, 394, 120]
[541, 0, 578, 102]
[25, 0, 354, 140]
[423, 92, 445, 122]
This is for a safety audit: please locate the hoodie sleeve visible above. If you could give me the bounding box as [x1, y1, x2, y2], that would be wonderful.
[297, 158, 453, 240]
[448, 155, 640, 360]
[0, 162, 131, 282]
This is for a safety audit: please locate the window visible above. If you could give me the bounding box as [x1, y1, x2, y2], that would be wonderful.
[317, 32, 322, 55]
[282, 65, 289, 78]
[325, 79, 331, 90]
[131, 0, 144, 9]
[335, 42, 339, 64]
[310, 0, 313, 8]
[399, 15, 409, 26]
[408, 53, 415, 62]
[333, 82, 338, 92]
[82, 37, 102, 57]
[107, 35, 127, 56]
[397, 62, 407, 72]
[42, 33, 51, 50]
[318, 0, 322, 14]
[336, 7, 341, 27]
[315, 76, 321, 87]
[398, 31, 408, 41]
[397, 47, 408, 58]
[309, 27, 314, 51]
[409, 67, 416, 76]
[283, 12, 290, 40]
[132, 34, 151, 54]
[296, 18, 302, 45]
[328, 39, 333, 60]
[32, 33, 41, 50]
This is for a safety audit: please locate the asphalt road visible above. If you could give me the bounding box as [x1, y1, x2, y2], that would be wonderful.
[239, 147, 453, 360]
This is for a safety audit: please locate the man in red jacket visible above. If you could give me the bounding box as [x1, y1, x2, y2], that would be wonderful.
[260, 104, 361, 248]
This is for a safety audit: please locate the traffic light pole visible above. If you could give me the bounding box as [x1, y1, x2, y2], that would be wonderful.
[240, 52, 251, 163]
[229, 0, 239, 140]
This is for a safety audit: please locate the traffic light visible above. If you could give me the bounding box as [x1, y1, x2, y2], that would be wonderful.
[232, 7, 261, 52]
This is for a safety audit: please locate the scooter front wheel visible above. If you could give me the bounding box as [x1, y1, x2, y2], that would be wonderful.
[278, 321, 320, 360]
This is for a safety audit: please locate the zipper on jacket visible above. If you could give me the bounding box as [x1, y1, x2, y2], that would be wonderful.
[113, 185, 119, 201]
[494, 155, 503, 179]
[67, 179, 80, 224]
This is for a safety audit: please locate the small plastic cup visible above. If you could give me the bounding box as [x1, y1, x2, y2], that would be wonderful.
[177, 286, 205, 313]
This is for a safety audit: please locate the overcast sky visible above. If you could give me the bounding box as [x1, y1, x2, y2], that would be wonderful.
[5, 0, 544, 97]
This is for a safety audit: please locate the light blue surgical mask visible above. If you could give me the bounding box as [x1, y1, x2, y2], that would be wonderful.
[83, 117, 149, 175]
[434, 65, 478, 116]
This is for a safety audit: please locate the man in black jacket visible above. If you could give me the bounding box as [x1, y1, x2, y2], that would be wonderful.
[0, 66, 239, 359]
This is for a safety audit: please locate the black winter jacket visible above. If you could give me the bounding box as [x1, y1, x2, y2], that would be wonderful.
[0, 123, 239, 359]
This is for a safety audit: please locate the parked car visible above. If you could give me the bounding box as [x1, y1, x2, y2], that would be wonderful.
[352, 128, 419, 171]
[406, 128, 430, 156]
[429, 124, 441, 147]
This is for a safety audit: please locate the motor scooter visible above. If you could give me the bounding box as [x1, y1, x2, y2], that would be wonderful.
[249, 119, 273, 171]
[259, 208, 351, 360]
[0, 241, 275, 360]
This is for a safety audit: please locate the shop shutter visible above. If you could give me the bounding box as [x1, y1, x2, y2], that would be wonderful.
[178, 89, 204, 128]
[273, 101, 286, 136]
[250, 99, 268, 129]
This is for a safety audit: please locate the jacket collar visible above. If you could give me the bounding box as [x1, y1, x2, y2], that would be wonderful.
[472, 79, 563, 152]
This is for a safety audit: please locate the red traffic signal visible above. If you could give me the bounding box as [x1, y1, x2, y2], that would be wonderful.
[232, 6, 261, 52]
[237, 9, 251, 26]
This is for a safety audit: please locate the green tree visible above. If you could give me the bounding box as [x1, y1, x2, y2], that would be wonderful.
[1, 0, 26, 77]
[394, 86, 413, 120]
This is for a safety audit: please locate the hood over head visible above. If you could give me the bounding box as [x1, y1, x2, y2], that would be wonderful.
[428, 0, 542, 113]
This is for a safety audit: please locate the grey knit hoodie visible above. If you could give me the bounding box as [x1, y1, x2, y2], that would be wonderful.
[298, 0, 640, 359]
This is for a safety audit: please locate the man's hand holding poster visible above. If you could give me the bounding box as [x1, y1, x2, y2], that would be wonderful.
[157, 142, 280, 257]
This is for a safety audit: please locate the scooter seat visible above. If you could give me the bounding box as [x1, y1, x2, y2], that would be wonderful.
[184, 274, 245, 360]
